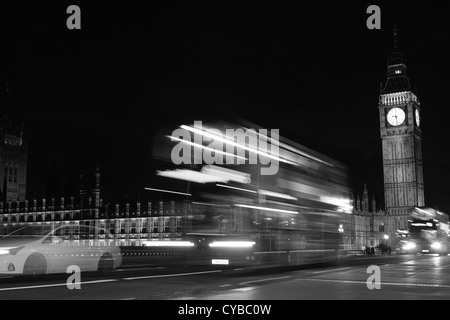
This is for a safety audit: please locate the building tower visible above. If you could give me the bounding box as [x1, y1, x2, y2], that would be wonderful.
[0, 82, 28, 202]
[362, 183, 369, 213]
[379, 26, 424, 229]
[93, 167, 101, 208]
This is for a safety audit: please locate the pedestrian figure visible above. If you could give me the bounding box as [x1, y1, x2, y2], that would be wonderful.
[370, 246, 375, 255]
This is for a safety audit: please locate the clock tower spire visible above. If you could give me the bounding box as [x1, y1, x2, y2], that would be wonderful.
[382, 25, 411, 94]
[379, 26, 424, 229]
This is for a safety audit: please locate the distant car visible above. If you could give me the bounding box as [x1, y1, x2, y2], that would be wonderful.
[397, 238, 448, 256]
[0, 224, 122, 276]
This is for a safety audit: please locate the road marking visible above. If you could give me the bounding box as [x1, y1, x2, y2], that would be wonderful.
[239, 276, 290, 285]
[0, 270, 221, 292]
[122, 270, 222, 280]
[80, 279, 119, 285]
[309, 267, 352, 274]
[115, 267, 165, 272]
[0, 279, 118, 292]
[297, 278, 450, 288]
[120, 297, 136, 300]
[120, 265, 165, 269]
[219, 284, 232, 287]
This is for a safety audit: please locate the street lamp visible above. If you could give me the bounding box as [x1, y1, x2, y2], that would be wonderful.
[338, 224, 344, 251]
[383, 234, 390, 254]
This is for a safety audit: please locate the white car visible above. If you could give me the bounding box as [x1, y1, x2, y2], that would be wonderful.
[0, 224, 122, 276]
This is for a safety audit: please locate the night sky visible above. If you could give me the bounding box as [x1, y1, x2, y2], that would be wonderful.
[1, 2, 450, 212]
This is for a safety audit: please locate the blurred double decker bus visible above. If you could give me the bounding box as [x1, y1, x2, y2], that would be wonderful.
[148, 121, 354, 268]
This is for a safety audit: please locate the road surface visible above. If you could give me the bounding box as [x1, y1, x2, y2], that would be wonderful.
[0, 254, 449, 300]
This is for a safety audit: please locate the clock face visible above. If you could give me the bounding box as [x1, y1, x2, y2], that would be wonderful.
[415, 109, 420, 127]
[387, 107, 406, 126]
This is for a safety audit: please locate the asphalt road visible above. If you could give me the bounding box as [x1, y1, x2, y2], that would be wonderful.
[1, 254, 449, 300]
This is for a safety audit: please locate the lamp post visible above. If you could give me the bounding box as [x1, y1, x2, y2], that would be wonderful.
[338, 224, 344, 251]
[383, 234, 390, 254]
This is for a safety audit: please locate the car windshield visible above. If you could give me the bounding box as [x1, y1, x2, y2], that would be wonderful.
[0, 225, 52, 239]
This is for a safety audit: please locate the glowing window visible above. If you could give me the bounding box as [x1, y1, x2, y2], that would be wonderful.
[395, 70, 401, 74]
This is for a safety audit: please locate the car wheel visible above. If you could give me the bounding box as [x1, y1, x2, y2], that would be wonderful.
[23, 253, 47, 277]
[98, 253, 114, 273]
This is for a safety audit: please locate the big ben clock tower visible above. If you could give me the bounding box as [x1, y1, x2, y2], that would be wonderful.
[379, 26, 424, 228]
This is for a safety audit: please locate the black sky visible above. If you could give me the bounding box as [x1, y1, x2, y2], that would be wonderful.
[1, 2, 450, 212]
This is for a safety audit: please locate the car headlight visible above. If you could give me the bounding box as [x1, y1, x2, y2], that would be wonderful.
[431, 242, 442, 250]
[402, 242, 416, 250]
[0, 246, 25, 255]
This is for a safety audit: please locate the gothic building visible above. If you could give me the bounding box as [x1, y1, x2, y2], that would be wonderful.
[342, 26, 444, 252]
[0, 83, 28, 202]
[340, 184, 391, 251]
[341, 26, 430, 252]
[0, 169, 187, 246]
[379, 26, 424, 229]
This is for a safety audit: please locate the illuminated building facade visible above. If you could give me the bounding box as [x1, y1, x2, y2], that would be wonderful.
[341, 27, 433, 252]
[0, 169, 188, 246]
[340, 184, 392, 251]
[379, 26, 424, 229]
